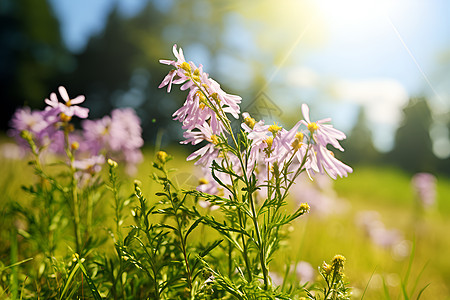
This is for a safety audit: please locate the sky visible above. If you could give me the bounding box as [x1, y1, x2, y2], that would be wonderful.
[48, 0, 450, 155]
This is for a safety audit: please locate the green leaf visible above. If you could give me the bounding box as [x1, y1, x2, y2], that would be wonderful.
[59, 262, 81, 300]
[77, 259, 103, 300]
[199, 239, 223, 258]
[185, 218, 202, 241]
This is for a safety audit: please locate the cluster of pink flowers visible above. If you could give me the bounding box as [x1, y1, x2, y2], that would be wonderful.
[355, 211, 405, 250]
[9, 86, 143, 175]
[159, 45, 352, 197]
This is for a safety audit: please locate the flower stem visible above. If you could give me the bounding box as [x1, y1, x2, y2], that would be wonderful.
[64, 126, 82, 255]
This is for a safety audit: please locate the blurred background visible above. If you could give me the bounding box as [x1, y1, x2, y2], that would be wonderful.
[1, 0, 449, 174]
[1, 0, 450, 297]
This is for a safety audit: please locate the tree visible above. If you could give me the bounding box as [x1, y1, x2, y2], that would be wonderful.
[388, 97, 437, 173]
[340, 106, 379, 165]
[0, 0, 70, 130]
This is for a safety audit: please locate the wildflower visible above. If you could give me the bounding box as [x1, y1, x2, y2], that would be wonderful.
[107, 158, 118, 168]
[296, 261, 315, 285]
[73, 155, 105, 175]
[411, 172, 437, 208]
[160, 44, 241, 134]
[181, 123, 221, 167]
[45, 86, 89, 119]
[268, 122, 282, 135]
[82, 108, 143, 175]
[9, 107, 60, 151]
[311, 145, 353, 179]
[299, 104, 353, 179]
[300, 104, 345, 151]
[299, 203, 310, 213]
[156, 151, 169, 164]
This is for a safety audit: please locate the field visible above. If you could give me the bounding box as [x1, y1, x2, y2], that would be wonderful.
[1, 142, 450, 299]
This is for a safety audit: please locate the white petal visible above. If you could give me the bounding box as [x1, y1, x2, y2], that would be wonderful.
[301, 104, 311, 123]
[70, 95, 85, 105]
[58, 86, 69, 102]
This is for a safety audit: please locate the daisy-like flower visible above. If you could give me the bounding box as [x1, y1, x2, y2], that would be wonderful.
[299, 104, 352, 179]
[82, 108, 144, 175]
[9, 108, 50, 137]
[160, 44, 241, 134]
[9, 107, 61, 151]
[45, 86, 89, 119]
[182, 123, 221, 167]
[300, 104, 345, 151]
[73, 155, 105, 175]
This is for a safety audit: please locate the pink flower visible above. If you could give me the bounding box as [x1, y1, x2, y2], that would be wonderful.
[411, 173, 437, 208]
[300, 104, 345, 151]
[182, 123, 220, 167]
[45, 86, 89, 119]
[296, 261, 315, 285]
[82, 108, 143, 175]
[159, 44, 241, 134]
[300, 104, 352, 179]
[73, 155, 105, 174]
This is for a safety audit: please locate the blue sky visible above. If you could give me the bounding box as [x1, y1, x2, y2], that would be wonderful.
[48, 0, 450, 154]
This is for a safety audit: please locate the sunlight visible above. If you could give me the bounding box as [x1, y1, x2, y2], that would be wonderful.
[316, 0, 398, 28]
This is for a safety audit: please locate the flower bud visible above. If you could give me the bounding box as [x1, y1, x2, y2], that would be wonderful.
[71, 141, 79, 150]
[108, 158, 118, 168]
[299, 203, 310, 213]
[156, 151, 168, 163]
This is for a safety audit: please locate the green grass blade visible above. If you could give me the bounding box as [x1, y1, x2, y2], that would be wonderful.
[361, 266, 377, 300]
[416, 283, 430, 300]
[77, 259, 103, 300]
[10, 228, 18, 300]
[59, 263, 80, 300]
[410, 262, 429, 297]
[0, 258, 34, 272]
[382, 277, 392, 300]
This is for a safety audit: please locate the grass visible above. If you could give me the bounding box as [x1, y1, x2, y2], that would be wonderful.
[1, 141, 450, 299]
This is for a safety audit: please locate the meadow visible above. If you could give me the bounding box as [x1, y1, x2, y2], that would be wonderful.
[0, 45, 448, 299]
[1, 141, 449, 299]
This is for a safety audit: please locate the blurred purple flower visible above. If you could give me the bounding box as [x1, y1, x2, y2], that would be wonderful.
[73, 155, 105, 174]
[411, 172, 437, 208]
[9, 107, 60, 150]
[296, 261, 315, 285]
[82, 108, 143, 175]
[355, 211, 404, 249]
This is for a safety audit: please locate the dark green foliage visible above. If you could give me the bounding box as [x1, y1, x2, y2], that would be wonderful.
[389, 97, 437, 173]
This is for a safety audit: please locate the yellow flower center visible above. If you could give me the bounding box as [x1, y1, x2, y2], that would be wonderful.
[60, 113, 72, 122]
[198, 178, 209, 185]
[268, 122, 282, 135]
[210, 135, 219, 145]
[180, 62, 191, 72]
[244, 116, 256, 129]
[308, 122, 319, 133]
[265, 137, 273, 149]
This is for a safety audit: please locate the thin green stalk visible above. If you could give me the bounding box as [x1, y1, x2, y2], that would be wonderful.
[10, 227, 18, 300]
[64, 126, 82, 255]
[221, 152, 253, 282]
